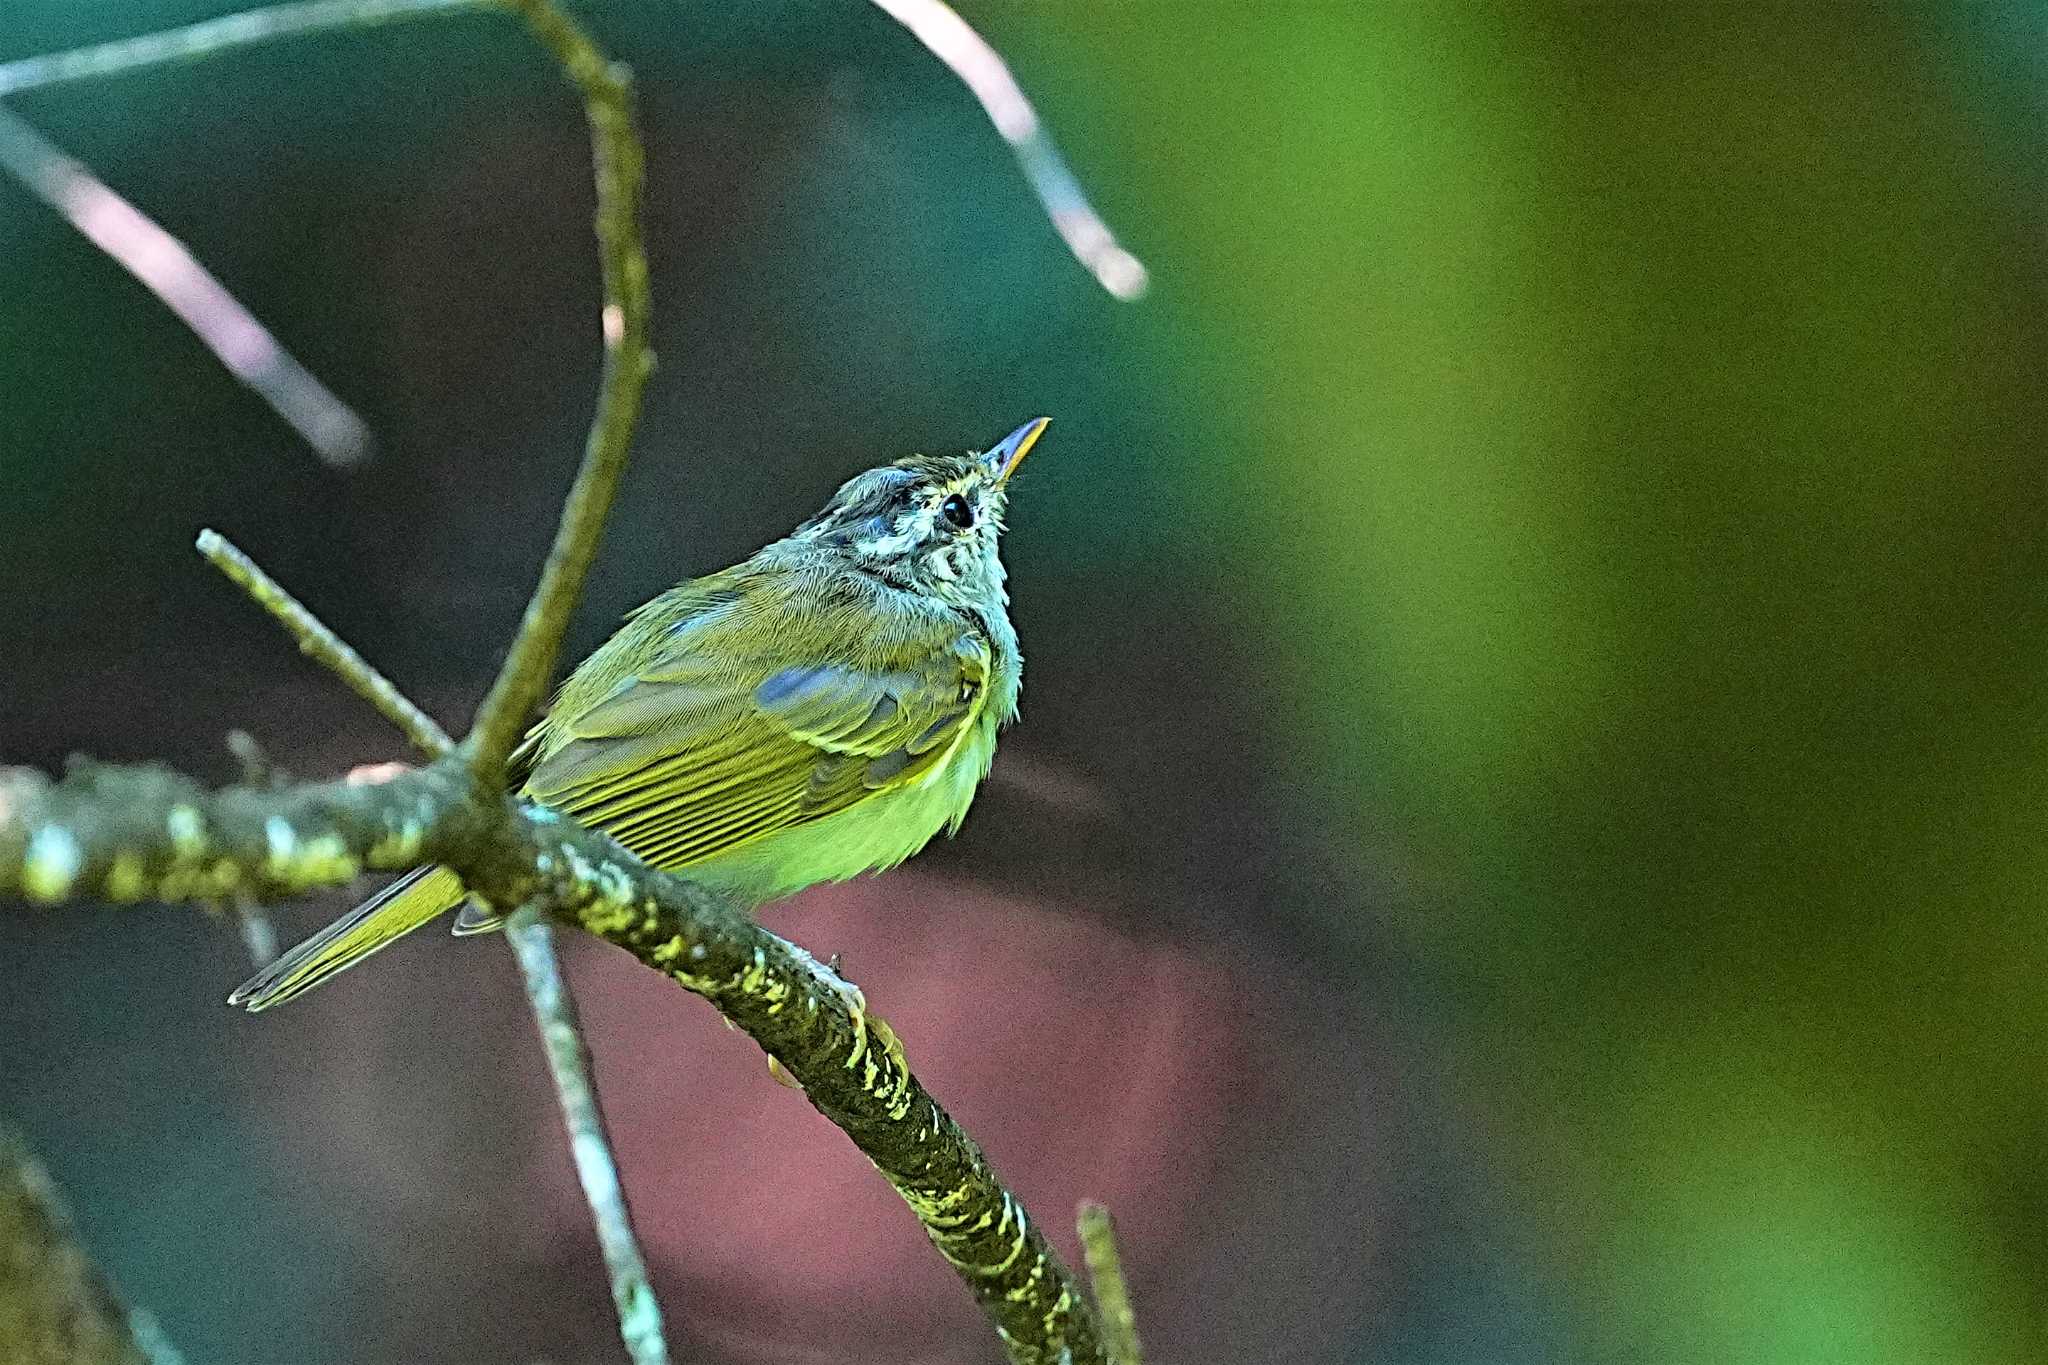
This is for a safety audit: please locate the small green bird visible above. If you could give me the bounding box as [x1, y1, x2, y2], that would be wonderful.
[230, 418, 1048, 1011]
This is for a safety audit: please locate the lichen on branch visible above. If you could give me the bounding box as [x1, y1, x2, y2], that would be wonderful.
[0, 751, 1108, 1362]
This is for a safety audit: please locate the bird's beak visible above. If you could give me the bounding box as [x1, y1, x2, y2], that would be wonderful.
[986, 417, 1051, 485]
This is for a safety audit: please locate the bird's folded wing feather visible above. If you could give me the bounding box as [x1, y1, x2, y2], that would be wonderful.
[521, 577, 989, 872]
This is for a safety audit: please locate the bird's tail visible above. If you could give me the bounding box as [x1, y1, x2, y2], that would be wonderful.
[227, 866, 468, 1011]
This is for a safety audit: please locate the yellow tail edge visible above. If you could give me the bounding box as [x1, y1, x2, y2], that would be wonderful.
[227, 866, 467, 1012]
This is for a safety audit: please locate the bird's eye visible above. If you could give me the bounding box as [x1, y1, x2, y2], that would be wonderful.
[941, 493, 974, 529]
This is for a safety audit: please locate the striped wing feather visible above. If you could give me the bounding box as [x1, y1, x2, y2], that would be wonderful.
[521, 571, 988, 874]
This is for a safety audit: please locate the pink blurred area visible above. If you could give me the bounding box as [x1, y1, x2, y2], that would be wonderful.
[258, 863, 1394, 1362]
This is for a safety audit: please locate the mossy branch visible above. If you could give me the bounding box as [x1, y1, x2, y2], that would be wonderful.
[0, 750, 1109, 1361]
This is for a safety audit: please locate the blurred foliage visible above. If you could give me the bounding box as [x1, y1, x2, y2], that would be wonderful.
[1038, 4, 2048, 1362]
[4, 3, 2048, 1363]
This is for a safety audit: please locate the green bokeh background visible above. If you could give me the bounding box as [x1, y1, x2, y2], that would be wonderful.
[1078, 7, 2048, 1358]
[5, 3, 2047, 1362]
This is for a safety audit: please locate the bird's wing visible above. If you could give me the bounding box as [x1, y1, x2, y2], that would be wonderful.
[522, 576, 990, 873]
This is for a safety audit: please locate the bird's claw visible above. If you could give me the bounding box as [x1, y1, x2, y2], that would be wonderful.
[822, 963, 866, 1036]
[817, 951, 864, 1029]
[764, 931, 867, 1032]
[757, 935, 868, 1088]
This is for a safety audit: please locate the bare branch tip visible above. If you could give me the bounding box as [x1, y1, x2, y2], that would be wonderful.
[194, 528, 451, 756]
[1077, 1200, 1142, 1365]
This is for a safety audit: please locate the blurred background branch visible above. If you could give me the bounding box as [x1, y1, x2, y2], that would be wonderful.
[0, 104, 371, 466]
[223, 731, 286, 964]
[866, 0, 1147, 301]
[0, 0, 476, 97]
[1077, 1201, 1141, 1365]
[1, 1122, 155, 1365]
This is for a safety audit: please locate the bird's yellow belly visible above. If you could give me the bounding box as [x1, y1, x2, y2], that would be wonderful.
[673, 720, 998, 906]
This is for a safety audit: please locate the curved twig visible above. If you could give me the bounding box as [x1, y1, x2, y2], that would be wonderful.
[199, 530, 452, 757]
[463, 0, 654, 788]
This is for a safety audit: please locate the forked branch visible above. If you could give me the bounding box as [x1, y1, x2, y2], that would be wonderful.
[197, 531, 669, 1365]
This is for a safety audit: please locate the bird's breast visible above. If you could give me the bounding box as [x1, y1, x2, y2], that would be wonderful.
[683, 714, 1001, 906]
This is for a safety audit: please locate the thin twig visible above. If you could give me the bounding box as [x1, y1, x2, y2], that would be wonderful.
[205, 527, 431, 968]
[1077, 1201, 1142, 1365]
[506, 906, 669, 1365]
[0, 0, 481, 97]
[225, 731, 284, 965]
[0, 107, 371, 466]
[197, 529, 452, 756]
[867, 0, 1148, 300]
[464, 0, 654, 788]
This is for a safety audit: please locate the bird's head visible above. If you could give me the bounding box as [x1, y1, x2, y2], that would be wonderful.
[793, 418, 1049, 606]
